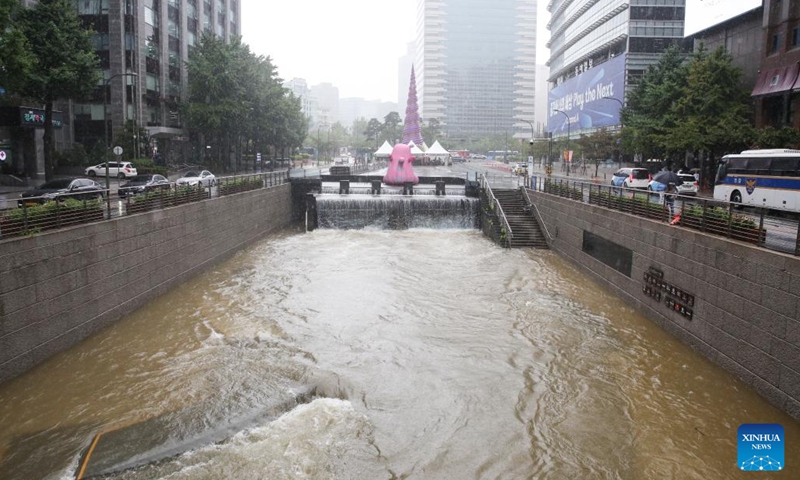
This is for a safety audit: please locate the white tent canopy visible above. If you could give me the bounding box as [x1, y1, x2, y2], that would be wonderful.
[407, 141, 425, 155]
[426, 140, 449, 157]
[374, 141, 393, 157]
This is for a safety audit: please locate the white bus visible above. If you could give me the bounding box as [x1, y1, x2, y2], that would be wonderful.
[714, 149, 800, 211]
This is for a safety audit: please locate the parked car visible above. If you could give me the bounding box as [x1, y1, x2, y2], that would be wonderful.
[611, 167, 651, 189]
[469, 154, 487, 160]
[514, 163, 528, 175]
[451, 155, 466, 163]
[18, 178, 105, 207]
[118, 174, 172, 198]
[175, 170, 216, 187]
[674, 173, 699, 196]
[85, 162, 138, 179]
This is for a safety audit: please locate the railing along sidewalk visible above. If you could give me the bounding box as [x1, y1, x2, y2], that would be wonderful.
[530, 176, 799, 256]
[480, 174, 514, 246]
[0, 170, 291, 240]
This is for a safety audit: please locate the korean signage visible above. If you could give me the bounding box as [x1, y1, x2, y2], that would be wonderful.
[548, 54, 626, 134]
[20, 108, 63, 129]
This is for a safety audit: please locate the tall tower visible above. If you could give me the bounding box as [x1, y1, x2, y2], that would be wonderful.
[402, 66, 424, 146]
[415, 0, 538, 143]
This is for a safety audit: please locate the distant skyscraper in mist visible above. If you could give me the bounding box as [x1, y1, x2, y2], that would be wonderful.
[415, 0, 538, 142]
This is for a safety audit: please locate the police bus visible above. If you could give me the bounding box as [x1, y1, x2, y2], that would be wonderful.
[714, 149, 800, 212]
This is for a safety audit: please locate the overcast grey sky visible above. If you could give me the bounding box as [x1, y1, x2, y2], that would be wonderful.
[242, 0, 761, 103]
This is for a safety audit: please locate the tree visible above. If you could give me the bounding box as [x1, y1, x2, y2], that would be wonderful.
[13, 0, 100, 180]
[382, 111, 402, 144]
[421, 118, 442, 143]
[112, 121, 151, 161]
[621, 45, 688, 163]
[364, 118, 383, 147]
[578, 128, 617, 177]
[0, 0, 35, 94]
[184, 34, 306, 171]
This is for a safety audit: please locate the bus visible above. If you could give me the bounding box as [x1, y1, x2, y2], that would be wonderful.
[714, 149, 800, 211]
[487, 150, 518, 162]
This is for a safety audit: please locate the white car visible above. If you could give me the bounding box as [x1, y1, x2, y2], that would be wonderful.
[611, 167, 651, 189]
[85, 161, 137, 179]
[675, 173, 699, 196]
[175, 170, 216, 187]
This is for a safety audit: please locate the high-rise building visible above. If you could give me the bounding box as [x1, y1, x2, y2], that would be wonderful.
[311, 82, 340, 126]
[546, 0, 685, 137]
[66, 0, 242, 153]
[415, 0, 538, 142]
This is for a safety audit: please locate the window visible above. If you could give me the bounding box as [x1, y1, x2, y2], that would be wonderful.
[144, 7, 157, 26]
[792, 27, 800, 47]
[770, 33, 783, 54]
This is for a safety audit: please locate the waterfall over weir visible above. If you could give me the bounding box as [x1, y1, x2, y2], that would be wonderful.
[315, 194, 480, 230]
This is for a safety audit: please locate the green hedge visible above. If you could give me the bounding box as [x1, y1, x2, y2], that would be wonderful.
[132, 158, 168, 176]
[0, 198, 104, 237]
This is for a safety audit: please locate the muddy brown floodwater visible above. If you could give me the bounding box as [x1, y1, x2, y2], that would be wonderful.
[0, 229, 797, 479]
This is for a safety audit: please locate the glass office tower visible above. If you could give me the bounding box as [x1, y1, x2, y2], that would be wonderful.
[416, 0, 538, 142]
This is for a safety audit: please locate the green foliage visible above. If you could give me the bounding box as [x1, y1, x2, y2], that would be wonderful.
[752, 126, 800, 149]
[622, 45, 753, 169]
[1, 198, 103, 237]
[544, 180, 582, 200]
[364, 118, 383, 147]
[682, 205, 757, 229]
[184, 34, 306, 172]
[382, 112, 402, 143]
[131, 158, 168, 176]
[421, 118, 442, 143]
[112, 121, 151, 161]
[577, 128, 618, 176]
[0, 0, 36, 93]
[11, 0, 101, 180]
[53, 143, 89, 167]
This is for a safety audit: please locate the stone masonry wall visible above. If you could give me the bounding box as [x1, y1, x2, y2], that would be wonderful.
[528, 189, 800, 419]
[0, 184, 293, 384]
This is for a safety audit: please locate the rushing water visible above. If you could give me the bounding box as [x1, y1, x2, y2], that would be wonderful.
[0, 229, 798, 480]
[316, 194, 479, 230]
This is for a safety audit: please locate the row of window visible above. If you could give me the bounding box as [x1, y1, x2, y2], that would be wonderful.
[768, 26, 800, 54]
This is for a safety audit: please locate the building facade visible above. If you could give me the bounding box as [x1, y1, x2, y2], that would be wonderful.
[67, 0, 242, 158]
[753, 0, 800, 129]
[415, 0, 538, 142]
[686, 6, 762, 91]
[546, 0, 685, 137]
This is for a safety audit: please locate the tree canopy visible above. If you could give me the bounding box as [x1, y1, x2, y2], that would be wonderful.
[6, 0, 100, 180]
[184, 34, 306, 171]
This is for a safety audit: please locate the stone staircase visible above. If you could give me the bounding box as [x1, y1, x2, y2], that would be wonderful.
[492, 189, 549, 249]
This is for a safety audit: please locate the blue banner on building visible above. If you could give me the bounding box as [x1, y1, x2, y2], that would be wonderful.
[548, 54, 626, 134]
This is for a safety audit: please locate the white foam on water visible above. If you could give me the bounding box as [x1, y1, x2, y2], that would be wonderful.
[106, 398, 388, 480]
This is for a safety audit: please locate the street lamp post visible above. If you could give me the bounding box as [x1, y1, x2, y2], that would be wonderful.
[521, 119, 535, 171]
[600, 96, 624, 168]
[553, 109, 570, 176]
[103, 72, 138, 215]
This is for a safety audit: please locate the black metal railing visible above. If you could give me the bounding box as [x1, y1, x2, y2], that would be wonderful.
[0, 171, 290, 240]
[529, 176, 800, 256]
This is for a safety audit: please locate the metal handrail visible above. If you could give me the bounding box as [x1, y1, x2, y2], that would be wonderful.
[480, 174, 514, 245]
[521, 186, 554, 241]
[0, 170, 291, 240]
[532, 176, 800, 256]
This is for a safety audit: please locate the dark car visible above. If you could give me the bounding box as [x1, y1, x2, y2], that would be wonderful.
[118, 174, 171, 198]
[18, 178, 105, 207]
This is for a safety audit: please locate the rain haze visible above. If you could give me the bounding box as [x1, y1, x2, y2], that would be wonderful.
[243, 0, 761, 104]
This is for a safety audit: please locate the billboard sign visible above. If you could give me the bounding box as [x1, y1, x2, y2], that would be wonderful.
[548, 54, 626, 135]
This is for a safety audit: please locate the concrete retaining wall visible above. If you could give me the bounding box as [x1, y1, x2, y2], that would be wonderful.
[0, 184, 293, 384]
[528, 189, 800, 419]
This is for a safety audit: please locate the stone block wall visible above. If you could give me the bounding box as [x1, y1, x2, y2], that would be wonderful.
[528, 189, 800, 419]
[0, 184, 292, 384]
